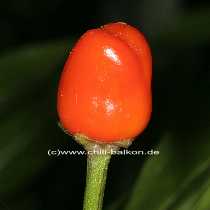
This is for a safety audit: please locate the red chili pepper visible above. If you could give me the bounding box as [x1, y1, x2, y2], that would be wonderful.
[57, 22, 152, 142]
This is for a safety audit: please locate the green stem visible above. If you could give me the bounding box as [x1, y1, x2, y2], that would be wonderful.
[83, 152, 112, 210]
[74, 134, 131, 210]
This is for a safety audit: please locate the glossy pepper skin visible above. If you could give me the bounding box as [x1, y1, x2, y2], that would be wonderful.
[57, 22, 152, 142]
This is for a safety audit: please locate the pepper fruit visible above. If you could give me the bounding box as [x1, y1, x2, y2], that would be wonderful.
[57, 22, 152, 143]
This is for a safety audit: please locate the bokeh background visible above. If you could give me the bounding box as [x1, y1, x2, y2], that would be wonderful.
[0, 0, 210, 210]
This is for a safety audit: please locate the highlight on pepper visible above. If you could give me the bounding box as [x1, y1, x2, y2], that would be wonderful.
[57, 22, 152, 143]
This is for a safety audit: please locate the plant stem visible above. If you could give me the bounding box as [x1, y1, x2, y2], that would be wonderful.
[83, 152, 112, 210]
[74, 134, 130, 210]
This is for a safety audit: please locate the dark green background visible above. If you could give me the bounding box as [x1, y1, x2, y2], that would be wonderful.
[0, 0, 210, 210]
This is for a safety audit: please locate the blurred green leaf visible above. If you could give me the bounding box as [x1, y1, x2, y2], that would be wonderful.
[124, 127, 210, 210]
[0, 39, 73, 117]
[168, 178, 210, 210]
[194, 179, 210, 210]
[0, 39, 74, 200]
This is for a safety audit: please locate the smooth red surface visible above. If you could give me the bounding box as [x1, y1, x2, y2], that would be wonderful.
[57, 22, 152, 142]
